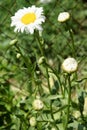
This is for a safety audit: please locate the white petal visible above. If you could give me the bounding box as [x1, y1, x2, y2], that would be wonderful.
[11, 5, 45, 34]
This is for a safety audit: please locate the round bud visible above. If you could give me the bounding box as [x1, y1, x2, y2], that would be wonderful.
[29, 117, 36, 127]
[58, 12, 70, 22]
[16, 53, 21, 58]
[62, 57, 78, 73]
[33, 99, 44, 110]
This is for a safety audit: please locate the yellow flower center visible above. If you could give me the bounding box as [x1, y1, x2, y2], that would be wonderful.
[21, 13, 36, 24]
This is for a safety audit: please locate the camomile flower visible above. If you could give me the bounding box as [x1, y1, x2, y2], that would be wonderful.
[11, 5, 45, 34]
[62, 57, 78, 73]
[58, 12, 70, 22]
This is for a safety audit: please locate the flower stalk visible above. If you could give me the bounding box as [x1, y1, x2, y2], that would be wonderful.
[35, 31, 52, 93]
[68, 29, 76, 57]
[64, 74, 71, 130]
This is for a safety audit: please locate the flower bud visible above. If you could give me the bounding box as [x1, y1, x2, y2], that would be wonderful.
[38, 56, 45, 65]
[58, 12, 70, 22]
[51, 127, 57, 130]
[62, 57, 78, 73]
[40, 0, 51, 3]
[33, 99, 44, 110]
[29, 117, 36, 127]
[16, 53, 21, 58]
[9, 39, 18, 45]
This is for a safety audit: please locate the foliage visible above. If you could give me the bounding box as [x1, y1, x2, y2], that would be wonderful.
[0, 0, 87, 130]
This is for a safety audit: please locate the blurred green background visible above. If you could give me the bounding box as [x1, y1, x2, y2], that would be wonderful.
[0, 0, 87, 129]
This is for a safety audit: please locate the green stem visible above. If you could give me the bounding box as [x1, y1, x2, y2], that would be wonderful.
[50, 101, 59, 130]
[66, 23, 76, 57]
[15, 44, 31, 70]
[45, 66, 51, 93]
[69, 29, 76, 57]
[45, 63, 63, 95]
[15, 44, 25, 60]
[34, 31, 44, 56]
[35, 33, 64, 124]
[36, 37, 44, 56]
[64, 74, 71, 130]
[35, 31, 52, 93]
[35, 35, 56, 130]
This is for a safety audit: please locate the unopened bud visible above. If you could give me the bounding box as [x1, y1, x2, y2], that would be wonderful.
[29, 117, 36, 127]
[16, 53, 21, 58]
[51, 128, 57, 130]
[58, 12, 70, 22]
[38, 56, 45, 65]
[62, 57, 78, 73]
[33, 99, 44, 110]
[9, 39, 18, 45]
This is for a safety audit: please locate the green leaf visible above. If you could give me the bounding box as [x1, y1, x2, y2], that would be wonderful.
[48, 95, 63, 100]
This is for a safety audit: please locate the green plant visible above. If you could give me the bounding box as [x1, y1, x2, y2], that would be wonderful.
[0, 0, 87, 130]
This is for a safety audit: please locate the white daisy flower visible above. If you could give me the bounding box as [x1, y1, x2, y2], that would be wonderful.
[62, 57, 78, 73]
[58, 12, 70, 22]
[11, 5, 45, 34]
